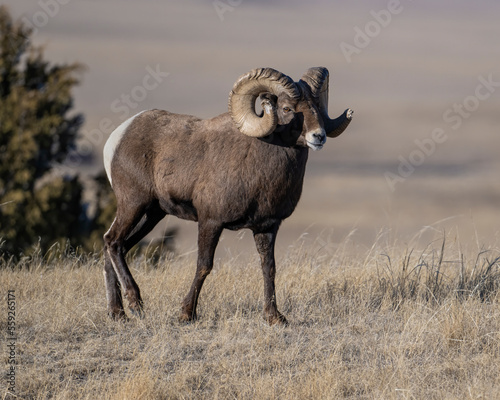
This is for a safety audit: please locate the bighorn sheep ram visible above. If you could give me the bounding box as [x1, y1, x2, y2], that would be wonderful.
[103, 67, 353, 325]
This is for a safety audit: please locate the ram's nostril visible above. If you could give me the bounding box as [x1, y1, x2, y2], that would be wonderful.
[312, 132, 325, 142]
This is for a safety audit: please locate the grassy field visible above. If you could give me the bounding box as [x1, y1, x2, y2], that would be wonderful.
[1, 231, 500, 400]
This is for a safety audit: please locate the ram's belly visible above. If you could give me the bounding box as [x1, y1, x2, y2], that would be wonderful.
[158, 196, 198, 222]
[195, 181, 302, 232]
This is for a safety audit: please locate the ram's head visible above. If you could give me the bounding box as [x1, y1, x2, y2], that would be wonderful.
[228, 67, 353, 150]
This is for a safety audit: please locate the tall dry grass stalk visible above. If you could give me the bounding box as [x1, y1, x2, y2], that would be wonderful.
[1, 230, 499, 399]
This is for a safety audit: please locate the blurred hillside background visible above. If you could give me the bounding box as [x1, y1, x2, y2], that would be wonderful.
[3, 0, 499, 257]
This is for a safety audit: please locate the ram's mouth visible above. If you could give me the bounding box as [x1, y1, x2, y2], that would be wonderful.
[306, 141, 324, 151]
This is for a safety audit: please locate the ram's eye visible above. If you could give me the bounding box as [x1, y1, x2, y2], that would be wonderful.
[283, 107, 292, 113]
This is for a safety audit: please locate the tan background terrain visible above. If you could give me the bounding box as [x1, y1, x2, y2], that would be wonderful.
[4, 0, 500, 256]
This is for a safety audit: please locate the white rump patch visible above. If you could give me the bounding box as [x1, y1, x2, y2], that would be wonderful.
[103, 110, 146, 186]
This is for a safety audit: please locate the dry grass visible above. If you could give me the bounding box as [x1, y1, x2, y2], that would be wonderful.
[1, 232, 500, 400]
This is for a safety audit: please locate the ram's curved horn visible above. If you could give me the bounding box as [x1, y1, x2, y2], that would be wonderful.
[229, 68, 300, 138]
[300, 67, 353, 138]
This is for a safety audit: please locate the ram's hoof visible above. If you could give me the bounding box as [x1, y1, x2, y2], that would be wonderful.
[179, 312, 197, 324]
[128, 301, 144, 319]
[109, 309, 128, 322]
[264, 312, 288, 326]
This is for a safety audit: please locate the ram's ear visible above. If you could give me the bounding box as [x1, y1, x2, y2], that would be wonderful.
[259, 93, 278, 116]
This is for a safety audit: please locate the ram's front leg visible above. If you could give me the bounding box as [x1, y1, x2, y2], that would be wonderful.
[180, 220, 222, 322]
[253, 226, 288, 326]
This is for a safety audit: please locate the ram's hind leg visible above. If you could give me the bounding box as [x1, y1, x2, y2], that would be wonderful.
[104, 199, 159, 317]
[104, 250, 125, 320]
[104, 201, 166, 319]
[124, 203, 167, 253]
